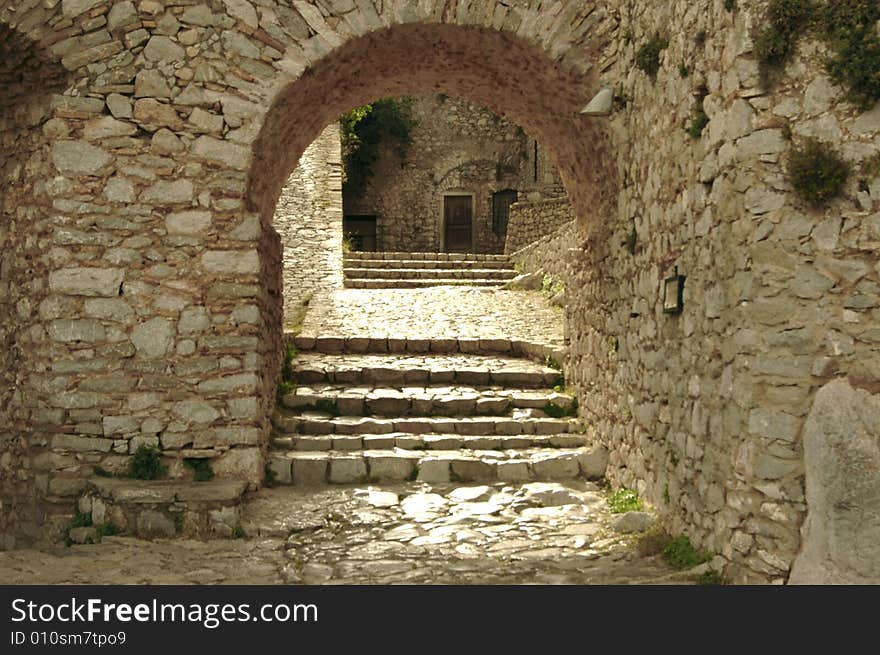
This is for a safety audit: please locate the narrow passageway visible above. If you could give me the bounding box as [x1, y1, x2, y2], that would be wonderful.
[0, 279, 693, 584]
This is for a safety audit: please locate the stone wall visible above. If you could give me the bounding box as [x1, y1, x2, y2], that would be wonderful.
[0, 0, 877, 583]
[273, 123, 343, 325]
[0, 26, 69, 548]
[563, 1, 880, 584]
[343, 94, 562, 253]
[505, 198, 574, 255]
[509, 220, 578, 287]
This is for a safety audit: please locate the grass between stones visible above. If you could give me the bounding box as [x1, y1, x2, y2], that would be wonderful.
[607, 487, 643, 514]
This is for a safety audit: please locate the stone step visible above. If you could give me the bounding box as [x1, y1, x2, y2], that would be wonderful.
[78, 478, 247, 539]
[344, 278, 507, 289]
[277, 414, 580, 436]
[267, 446, 606, 485]
[344, 251, 509, 263]
[287, 353, 564, 388]
[289, 336, 566, 365]
[279, 384, 575, 416]
[343, 267, 517, 280]
[271, 433, 589, 451]
[343, 258, 514, 270]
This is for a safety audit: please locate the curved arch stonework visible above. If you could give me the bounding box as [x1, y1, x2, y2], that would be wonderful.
[1, 0, 879, 584]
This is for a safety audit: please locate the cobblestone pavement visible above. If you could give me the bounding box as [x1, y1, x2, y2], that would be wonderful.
[293, 288, 565, 349]
[0, 483, 698, 585]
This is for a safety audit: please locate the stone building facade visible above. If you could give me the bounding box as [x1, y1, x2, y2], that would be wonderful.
[1, 0, 879, 583]
[343, 94, 563, 254]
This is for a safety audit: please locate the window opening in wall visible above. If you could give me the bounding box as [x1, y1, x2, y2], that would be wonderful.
[343, 215, 378, 252]
[492, 189, 518, 237]
[533, 141, 539, 183]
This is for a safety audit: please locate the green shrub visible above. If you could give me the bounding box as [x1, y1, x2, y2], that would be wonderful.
[608, 487, 644, 514]
[821, 0, 880, 109]
[185, 458, 214, 482]
[340, 98, 418, 196]
[232, 526, 246, 539]
[695, 569, 725, 585]
[315, 398, 341, 416]
[545, 355, 562, 371]
[93, 465, 114, 478]
[635, 34, 669, 77]
[70, 512, 92, 528]
[724, 0, 735, 11]
[94, 521, 121, 539]
[542, 397, 579, 418]
[754, 0, 815, 75]
[862, 151, 880, 178]
[686, 108, 710, 138]
[662, 535, 712, 569]
[281, 343, 297, 384]
[787, 138, 849, 207]
[128, 444, 167, 480]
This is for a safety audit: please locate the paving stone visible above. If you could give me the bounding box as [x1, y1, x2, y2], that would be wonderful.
[417, 458, 452, 483]
[291, 454, 329, 485]
[451, 459, 496, 482]
[328, 457, 368, 484]
[531, 454, 580, 480]
[366, 453, 417, 481]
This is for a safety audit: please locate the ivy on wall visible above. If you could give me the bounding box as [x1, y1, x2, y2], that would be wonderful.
[339, 98, 418, 197]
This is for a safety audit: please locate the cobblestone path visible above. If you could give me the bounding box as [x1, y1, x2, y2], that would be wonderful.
[293, 286, 565, 350]
[0, 281, 695, 585]
[0, 483, 696, 585]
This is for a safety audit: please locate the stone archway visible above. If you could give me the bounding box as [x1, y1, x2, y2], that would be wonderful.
[0, 1, 619, 546]
[246, 22, 618, 424]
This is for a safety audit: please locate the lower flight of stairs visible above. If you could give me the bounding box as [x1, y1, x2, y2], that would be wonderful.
[268, 351, 606, 486]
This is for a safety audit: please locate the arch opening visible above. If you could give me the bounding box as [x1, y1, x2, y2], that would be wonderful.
[249, 23, 618, 237]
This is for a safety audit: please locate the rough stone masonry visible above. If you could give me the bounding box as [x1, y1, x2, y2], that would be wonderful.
[1, 0, 879, 584]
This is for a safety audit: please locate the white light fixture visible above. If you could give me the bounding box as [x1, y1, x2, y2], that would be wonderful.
[580, 86, 614, 116]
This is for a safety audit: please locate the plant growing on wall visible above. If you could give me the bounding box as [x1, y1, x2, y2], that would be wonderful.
[755, 0, 880, 109]
[339, 97, 418, 196]
[635, 34, 669, 78]
[787, 137, 850, 207]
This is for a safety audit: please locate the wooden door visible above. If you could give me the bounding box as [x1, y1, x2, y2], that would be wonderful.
[444, 196, 473, 253]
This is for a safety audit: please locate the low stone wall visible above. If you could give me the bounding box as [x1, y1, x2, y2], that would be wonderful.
[510, 219, 578, 287]
[273, 124, 343, 325]
[505, 199, 574, 255]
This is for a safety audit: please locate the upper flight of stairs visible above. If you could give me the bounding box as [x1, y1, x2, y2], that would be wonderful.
[343, 251, 517, 289]
[268, 351, 606, 487]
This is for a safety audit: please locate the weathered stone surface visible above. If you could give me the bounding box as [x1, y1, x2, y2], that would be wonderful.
[790, 380, 880, 584]
[166, 211, 212, 235]
[131, 318, 175, 358]
[52, 141, 111, 175]
[49, 268, 124, 297]
[612, 511, 655, 534]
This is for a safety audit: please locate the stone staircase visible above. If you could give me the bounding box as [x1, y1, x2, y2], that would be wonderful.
[268, 350, 607, 486]
[343, 251, 517, 288]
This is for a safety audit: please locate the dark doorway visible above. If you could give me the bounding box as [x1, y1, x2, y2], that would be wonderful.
[492, 189, 518, 237]
[344, 215, 377, 252]
[443, 195, 473, 253]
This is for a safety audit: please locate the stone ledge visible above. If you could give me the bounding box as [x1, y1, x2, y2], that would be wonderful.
[78, 478, 248, 540]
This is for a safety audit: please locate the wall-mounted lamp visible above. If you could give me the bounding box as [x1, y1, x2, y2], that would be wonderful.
[663, 269, 686, 315]
[579, 86, 614, 116]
